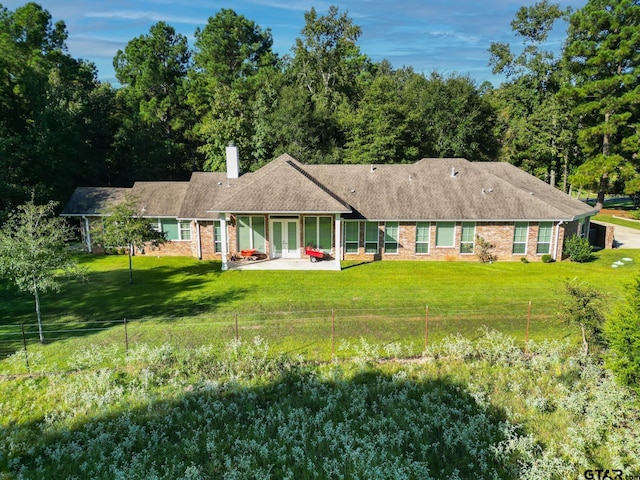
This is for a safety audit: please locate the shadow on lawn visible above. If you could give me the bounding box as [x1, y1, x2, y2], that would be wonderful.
[0, 259, 250, 351]
[2, 368, 522, 479]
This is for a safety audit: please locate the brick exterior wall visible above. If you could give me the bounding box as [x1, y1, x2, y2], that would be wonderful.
[343, 220, 570, 262]
[82, 215, 591, 263]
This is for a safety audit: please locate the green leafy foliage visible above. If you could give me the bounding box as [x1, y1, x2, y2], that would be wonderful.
[563, 235, 594, 263]
[0, 199, 81, 342]
[98, 194, 166, 284]
[559, 279, 606, 356]
[475, 235, 497, 263]
[605, 276, 640, 392]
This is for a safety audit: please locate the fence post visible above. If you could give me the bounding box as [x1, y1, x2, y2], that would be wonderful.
[424, 305, 429, 352]
[123, 317, 129, 353]
[21, 324, 30, 373]
[235, 312, 239, 341]
[525, 301, 531, 353]
[331, 308, 335, 360]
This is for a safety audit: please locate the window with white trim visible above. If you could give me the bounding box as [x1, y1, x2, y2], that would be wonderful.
[344, 221, 359, 254]
[237, 216, 266, 252]
[305, 216, 332, 251]
[460, 222, 475, 254]
[415, 222, 430, 254]
[213, 221, 222, 253]
[512, 222, 528, 254]
[435, 222, 455, 247]
[384, 222, 399, 254]
[536, 222, 553, 254]
[364, 222, 379, 254]
[179, 221, 191, 240]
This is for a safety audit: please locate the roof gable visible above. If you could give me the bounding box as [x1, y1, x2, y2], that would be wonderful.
[207, 154, 351, 214]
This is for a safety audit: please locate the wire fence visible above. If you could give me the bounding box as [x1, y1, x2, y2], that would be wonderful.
[0, 302, 568, 374]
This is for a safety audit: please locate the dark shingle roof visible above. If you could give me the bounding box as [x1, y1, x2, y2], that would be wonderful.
[61, 187, 130, 216]
[130, 182, 189, 217]
[206, 154, 352, 214]
[62, 156, 596, 223]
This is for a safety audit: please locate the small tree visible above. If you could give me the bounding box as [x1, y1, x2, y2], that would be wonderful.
[563, 235, 593, 262]
[560, 279, 606, 357]
[605, 276, 640, 392]
[0, 200, 81, 343]
[475, 235, 497, 263]
[98, 195, 166, 285]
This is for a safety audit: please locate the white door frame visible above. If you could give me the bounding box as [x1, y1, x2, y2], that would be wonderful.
[269, 217, 300, 259]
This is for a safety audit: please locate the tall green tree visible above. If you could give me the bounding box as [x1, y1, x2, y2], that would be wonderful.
[98, 195, 166, 285]
[0, 199, 81, 343]
[113, 21, 196, 180]
[488, 1, 578, 187]
[605, 276, 640, 392]
[0, 2, 106, 211]
[563, 0, 640, 209]
[189, 9, 278, 172]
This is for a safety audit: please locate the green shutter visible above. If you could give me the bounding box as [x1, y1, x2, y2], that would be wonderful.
[162, 219, 179, 240]
[436, 222, 455, 247]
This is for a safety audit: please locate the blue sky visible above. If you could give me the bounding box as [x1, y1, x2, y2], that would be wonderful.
[4, 0, 585, 86]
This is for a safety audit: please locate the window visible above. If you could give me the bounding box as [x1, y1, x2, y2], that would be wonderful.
[435, 222, 455, 247]
[536, 222, 553, 254]
[384, 222, 399, 254]
[577, 218, 587, 237]
[513, 222, 529, 254]
[460, 222, 475, 254]
[344, 221, 359, 254]
[179, 221, 191, 241]
[162, 219, 179, 240]
[415, 222, 430, 254]
[304, 216, 332, 251]
[364, 222, 379, 254]
[213, 221, 222, 253]
[237, 216, 266, 252]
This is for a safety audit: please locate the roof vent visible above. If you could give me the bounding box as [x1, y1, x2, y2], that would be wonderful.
[350, 188, 356, 193]
[451, 167, 458, 178]
[370, 165, 376, 173]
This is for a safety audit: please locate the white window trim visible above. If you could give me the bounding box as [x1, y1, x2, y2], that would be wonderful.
[435, 222, 456, 248]
[178, 220, 192, 241]
[415, 222, 430, 255]
[460, 222, 476, 255]
[536, 222, 553, 255]
[513, 222, 529, 255]
[343, 220, 360, 254]
[384, 222, 399, 255]
[364, 221, 379, 254]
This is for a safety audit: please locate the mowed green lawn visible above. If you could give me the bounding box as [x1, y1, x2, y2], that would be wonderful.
[1, 248, 639, 367]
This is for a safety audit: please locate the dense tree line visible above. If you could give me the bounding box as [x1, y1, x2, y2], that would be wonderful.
[0, 1, 638, 214]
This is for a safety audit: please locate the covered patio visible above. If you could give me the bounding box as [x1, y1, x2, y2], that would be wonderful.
[226, 257, 341, 271]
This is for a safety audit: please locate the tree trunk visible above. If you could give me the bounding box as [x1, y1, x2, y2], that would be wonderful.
[595, 173, 608, 211]
[128, 243, 134, 285]
[580, 323, 589, 358]
[33, 279, 44, 344]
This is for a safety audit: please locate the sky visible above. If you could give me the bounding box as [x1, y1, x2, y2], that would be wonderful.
[3, 0, 586, 86]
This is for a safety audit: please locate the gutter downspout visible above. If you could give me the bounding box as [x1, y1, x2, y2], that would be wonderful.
[81, 216, 92, 253]
[195, 220, 202, 260]
[553, 220, 565, 261]
[220, 214, 229, 271]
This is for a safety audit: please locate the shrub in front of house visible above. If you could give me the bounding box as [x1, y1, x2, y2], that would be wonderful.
[541, 254, 554, 263]
[564, 235, 593, 263]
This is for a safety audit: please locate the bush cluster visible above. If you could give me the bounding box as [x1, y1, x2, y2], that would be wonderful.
[563, 235, 593, 262]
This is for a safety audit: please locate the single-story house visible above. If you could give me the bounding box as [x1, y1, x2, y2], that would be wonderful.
[62, 146, 598, 270]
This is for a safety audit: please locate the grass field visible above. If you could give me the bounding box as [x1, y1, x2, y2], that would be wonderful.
[1, 248, 639, 370]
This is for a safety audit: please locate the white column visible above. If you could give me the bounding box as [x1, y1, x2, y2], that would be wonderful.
[220, 214, 229, 271]
[334, 214, 342, 269]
